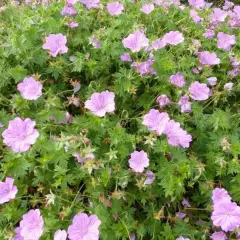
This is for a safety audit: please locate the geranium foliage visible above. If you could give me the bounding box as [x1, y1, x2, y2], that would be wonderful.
[0, 0, 240, 239]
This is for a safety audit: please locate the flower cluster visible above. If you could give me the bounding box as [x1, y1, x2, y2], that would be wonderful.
[143, 110, 192, 148]
[211, 188, 240, 232]
[0, 0, 239, 239]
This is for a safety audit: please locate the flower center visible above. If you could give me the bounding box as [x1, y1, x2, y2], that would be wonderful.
[82, 229, 88, 235]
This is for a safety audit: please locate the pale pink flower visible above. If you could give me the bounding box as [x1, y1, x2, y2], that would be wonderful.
[122, 30, 149, 52]
[68, 22, 79, 28]
[203, 29, 215, 39]
[107, 2, 124, 16]
[61, 4, 77, 16]
[72, 153, 84, 163]
[176, 212, 186, 219]
[169, 73, 186, 87]
[129, 150, 149, 173]
[85, 91, 115, 117]
[176, 237, 190, 240]
[131, 59, 156, 76]
[210, 8, 227, 24]
[163, 120, 192, 148]
[13, 227, 23, 240]
[217, 32, 236, 51]
[188, 0, 206, 9]
[130, 233, 136, 240]
[230, 56, 240, 68]
[67, 213, 101, 240]
[144, 171, 155, 185]
[67, 0, 78, 4]
[120, 53, 132, 62]
[80, 0, 100, 9]
[190, 9, 202, 24]
[211, 201, 240, 232]
[207, 77, 217, 86]
[210, 231, 227, 240]
[182, 198, 191, 207]
[152, 38, 166, 50]
[212, 188, 232, 205]
[89, 36, 101, 48]
[178, 96, 192, 113]
[42, 34, 68, 57]
[224, 82, 233, 90]
[223, 1, 234, 10]
[54, 230, 67, 240]
[156, 95, 171, 108]
[0, 178, 18, 204]
[198, 51, 220, 66]
[17, 77, 42, 100]
[2, 117, 39, 152]
[20, 209, 44, 240]
[189, 81, 210, 101]
[142, 109, 170, 135]
[162, 31, 184, 45]
[140, 3, 154, 15]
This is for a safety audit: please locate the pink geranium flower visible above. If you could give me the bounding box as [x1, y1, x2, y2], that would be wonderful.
[144, 171, 155, 185]
[122, 30, 149, 52]
[54, 230, 67, 240]
[223, 0, 234, 10]
[67, 0, 78, 4]
[190, 9, 202, 24]
[182, 198, 191, 207]
[68, 22, 79, 28]
[2, 117, 39, 152]
[140, 3, 154, 15]
[89, 36, 101, 49]
[120, 53, 132, 62]
[68, 213, 101, 240]
[178, 96, 192, 113]
[211, 201, 240, 232]
[188, 0, 206, 9]
[80, 0, 100, 9]
[85, 91, 115, 117]
[13, 227, 22, 240]
[89, 36, 101, 48]
[107, 2, 124, 16]
[176, 237, 190, 240]
[152, 38, 166, 50]
[19, 209, 44, 240]
[217, 32, 236, 51]
[163, 120, 192, 148]
[210, 231, 227, 240]
[224, 82, 233, 90]
[72, 153, 85, 163]
[131, 59, 156, 76]
[17, 77, 42, 100]
[42, 34, 68, 57]
[176, 212, 186, 219]
[169, 73, 186, 87]
[61, 4, 77, 16]
[162, 31, 184, 45]
[207, 77, 217, 86]
[203, 29, 215, 39]
[210, 8, 227, 24]
[212, 188, 232, 204]
[0, 178, 18, 204]
[142, 109, 170, 135]
[189, 81, 210, 101]
[198, 51, 220, 66]
[129, 150, 149, 173]
[156, 95, 171, 108]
